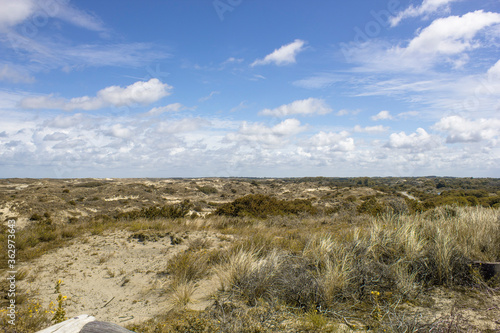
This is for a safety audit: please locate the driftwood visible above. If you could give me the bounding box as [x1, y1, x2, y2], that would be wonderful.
[35, 314, 133, 333]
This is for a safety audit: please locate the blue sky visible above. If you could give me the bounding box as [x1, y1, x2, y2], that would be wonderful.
[0, 0, 499, 178]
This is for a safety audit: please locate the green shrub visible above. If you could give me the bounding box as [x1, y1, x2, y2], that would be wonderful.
[197, 185, 218, 195]
[214, 194, 317, 218]
[29, 213, 43, 221]
[116, 200, 192, 220]
[357, 197, 384, 216]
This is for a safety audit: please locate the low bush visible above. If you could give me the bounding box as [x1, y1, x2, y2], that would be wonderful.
[214, 194, 317, 218]
[116, 200, 192, 220]
[197, 185, 218, 195]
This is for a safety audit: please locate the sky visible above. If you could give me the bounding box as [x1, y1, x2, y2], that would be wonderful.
[0, 0, 499, 178]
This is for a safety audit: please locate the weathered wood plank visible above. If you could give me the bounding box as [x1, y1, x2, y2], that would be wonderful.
[35, 315, 134, 333]
[36, 314, 96, 333]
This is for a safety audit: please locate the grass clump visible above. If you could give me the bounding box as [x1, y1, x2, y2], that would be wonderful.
[165, 248, 220, 286]
[213, 206, 499, 329]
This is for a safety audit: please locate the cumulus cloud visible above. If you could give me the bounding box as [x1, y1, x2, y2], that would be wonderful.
[433, 115, 500, 143]
[0, 0, 34, 31]
[385, 128, 440, 150]
[259, 98, 332, 117]
[371, 110, 393, 121]
[390, 0, 461, 27]
[225, 118, 306, 146]
[251, 39, 306, 67]
[403, 11, 500, 57]
[307, 131, 355, 152]
[108, 124, 133, 139]
[21, 79, 172, 111]
[2, 110, 500, 177]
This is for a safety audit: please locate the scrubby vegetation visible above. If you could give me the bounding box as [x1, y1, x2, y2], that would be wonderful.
[1, 177, 499, 332]
[214, 194, 318, 218]
[115, 200, 193, 220]
[126, 205, 499, 332]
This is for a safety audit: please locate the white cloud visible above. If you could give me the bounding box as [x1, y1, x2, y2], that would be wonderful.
[60, 43, 168, 68]
[43, 132, 68, 141]
[433, 115, 500, 143]
[347, 58, 500, 119]
[21, 79, 172, 111]
[354, 125, 389, 133]
[345, 11, 500, 73]
[229, 101, 248, 113]
[0, 64, 34, 83]
[2, 110, 499, 177]
[223, 57, 244, 65]
[0, 0, 34, 31]
[259, 98, 332, 117]
[145, 103, 186, 116]
[390, 0, 461, 26]
[199, 91, 220, 102]
[225, 119, 306, 146]
[45, 114, 85, 128]
[250, 74, 266, 81]
[385, 128, 440, 150]
[307, 131, 355, 152]
[108, 124, 133, 139]
[371, 110, 393, 121]
[157, 118, 210, 134]
[337, 109, 361, 116]
[487, 59, 500, 78]
[54, 2, 106, 32]
[397, 111, 420, 119]
[272, 119, 305, 136]
[3, 34, 169, 72]
[251, 39, 306, 67]
[293, 73, 342, 89]
[0, 0, 106, 32]
[404, 11, 500, 57]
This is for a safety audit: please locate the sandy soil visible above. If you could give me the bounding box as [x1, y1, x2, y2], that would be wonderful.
[16, 229, 226, 326]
